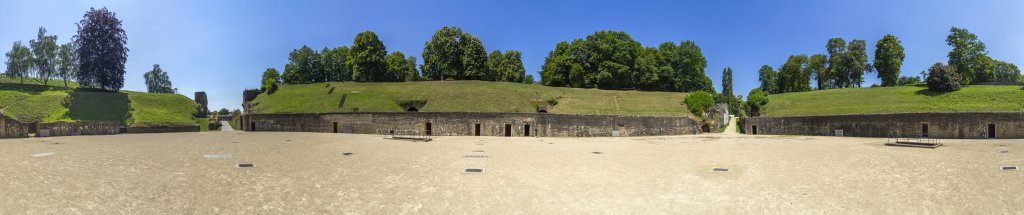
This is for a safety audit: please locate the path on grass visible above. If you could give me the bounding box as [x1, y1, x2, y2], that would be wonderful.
[219, 121, 235, 131]
[721, 115, 738, 136]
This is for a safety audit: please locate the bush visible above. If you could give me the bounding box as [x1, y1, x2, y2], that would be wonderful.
[896, 76, 922, 86]
[926, 63, 962, 92]
[743, 89, 769, 116]
[683, 91, 715, 118]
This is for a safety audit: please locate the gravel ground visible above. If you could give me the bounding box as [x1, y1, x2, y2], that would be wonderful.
[0, 131, 1021, 214]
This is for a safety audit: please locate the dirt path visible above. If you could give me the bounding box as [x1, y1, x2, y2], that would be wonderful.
[219, 121, 234, 131]
[721, 115, 738, 135]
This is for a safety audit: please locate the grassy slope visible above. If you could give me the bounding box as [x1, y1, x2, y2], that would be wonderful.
[765, 85, 1024, 117]
[251, 81, 692, 117]
[0, 82, 198, 126]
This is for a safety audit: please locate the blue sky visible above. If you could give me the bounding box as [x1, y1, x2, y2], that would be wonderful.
[2, 0, 1022, 111]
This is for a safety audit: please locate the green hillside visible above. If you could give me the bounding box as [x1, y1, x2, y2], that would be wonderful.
[250, 81, 692, 116]
[764, 85, 1024, 117]
[0, 82, 199, 126]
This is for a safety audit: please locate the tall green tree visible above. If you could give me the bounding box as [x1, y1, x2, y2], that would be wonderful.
[385, 51, 413, 82]
[946, 27, 987, 84]
[4, 41, 33, 84]
[778, 55, 810, 93]
[502, 50, 526, 83]
[757, 65, 777, 93]
[807, 54, 828, 89]
[321, 46, 350, 82]
[143, 64, 175, 93]
[460, 34, 488, 80]
[721, 67, 733, 98]
[486, 50, 506, 81]
[421, 26, 463, 80]
[30, 27, 59, 85]
[403, 56, 420, 81]
[874, 34, 905, 87]
[261, 68, 281, 94]
[56, 42, 78, 87]
[348, 31, 388, 82]
[282, 45, 320, 84]
[825, 38, 848, 88]
[658, 40, 713, 92]
[74, 7, 128, 90]
[846, 39, 871, 87]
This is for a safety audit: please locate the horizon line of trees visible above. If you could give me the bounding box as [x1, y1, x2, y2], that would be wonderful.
[264, 26, 530, 93]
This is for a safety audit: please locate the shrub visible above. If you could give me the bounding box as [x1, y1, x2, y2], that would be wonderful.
[743, 88, 769, 116]
[926, 63, 962, 92]
[683, 91, 715, 118]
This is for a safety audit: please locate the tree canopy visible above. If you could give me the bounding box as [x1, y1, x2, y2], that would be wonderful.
[874, 34, 905, 87]
[540, 31, 713, 92]
[143, 64, 175, 93]
[29, 27, 59, 86]
[349, 31, 389, 82]
[4, 41, 33, 84]
[74, 7, 128, 90]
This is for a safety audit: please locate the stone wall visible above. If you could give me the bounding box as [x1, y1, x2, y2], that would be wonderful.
[37, 121, 120, 137]
[240, 112, 701, 137]
[0, 113, 29, 138]
[740, 112, 1024, 139]
[126, 126, 200, 133]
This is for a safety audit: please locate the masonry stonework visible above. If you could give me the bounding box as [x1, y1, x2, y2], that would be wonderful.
[240, 112, 701, 137]
[741, 112, 1024, 139]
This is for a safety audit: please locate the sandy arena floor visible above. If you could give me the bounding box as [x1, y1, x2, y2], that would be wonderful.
[1, 130, 1022, 214]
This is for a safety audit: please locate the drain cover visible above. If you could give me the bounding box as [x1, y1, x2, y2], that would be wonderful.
[1002, 166, 1018, 171]
[285, 139, 292, 142]
[1001, 150, 1010, 153]
[712, 168, 729, 172]
[237, 163, 255, 168]
[463, 168, 485, 173]
[203, 153, 232, 158]
[343, 152, 354, 156]
[472, 150, 484, 153]
[464, 155, 489, 158]
[591, 152, 603, 154]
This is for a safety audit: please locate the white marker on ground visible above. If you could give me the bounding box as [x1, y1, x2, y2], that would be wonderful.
[32, 152, 56, 157]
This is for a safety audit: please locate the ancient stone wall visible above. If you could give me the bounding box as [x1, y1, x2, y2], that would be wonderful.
[741, 112, 1024, 139]
[240, 112, 701, 137]
[37, 121, 120, 137]
[0, 113, 29, 138]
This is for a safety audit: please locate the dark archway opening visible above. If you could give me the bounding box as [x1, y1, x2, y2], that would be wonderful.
[524, 125, 530, 136]
[752, 125, 758, 135]
[250, 122, 256, 131]
[333, 122, 338, 133]
[474, 124, 481, 136]
[425, 123, 432, 135]
[701, 124, 711, 133]
[406, 107, 419, 112]
[921, 124, 929, 138]
[504, 124, 512, 137]
[988, 124, 996, 139]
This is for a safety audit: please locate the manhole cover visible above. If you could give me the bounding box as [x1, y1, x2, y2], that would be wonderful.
[464, 155, 489, 158]
[472, 150, 484, 153]
[343, 152, 354, 156]
[591, 152, 603, 154]
[463, 168, 485, 174]
[712, 168, 729, 172]
[31, 152, 55, 157]
[203, 153, 232, 158]
[51, 142, 62, 145]
[1001, 150, 1010, 153]
[237, 163, 256, 168]
[1002, 166, 1018, 171]
[285, 139, 292, 142]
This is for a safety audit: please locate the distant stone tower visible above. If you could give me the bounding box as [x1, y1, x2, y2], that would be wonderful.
[195, 91, 209, 117]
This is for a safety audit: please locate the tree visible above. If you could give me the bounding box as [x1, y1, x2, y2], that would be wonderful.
[486, 50, 506, 81]
[321, 46, 350, 82]
[896, 76, 921, 86]
[143, 64, 175, 93]
[777, 55, 810, 93]
[659, 40, 712, 92]
[261, 68, 280, 94]
[993, 61, 1021, 83]
[946, 27, 987, 84]
[721, 67, 733, 98]
[743, 88, 769, 117]
[926, 63, 962, 92]
[460, 33, 488, 80]
[348, 31, 388, 82]
[501, 50, 526, 83]
[683, 91, 715, 118]
[4, 41, 33, 84]
[846, 40, 871, 87]
[874, 34, 905, 87]
[385, 51, 413, 82]
[282, 45, 320, 84]
[422, 26, 463, 80]
[807, 54, 828, 89]
[30, 27, 59, 85]
[826, 38, 848, 88]
[522, 74, 535, 84]
[74, 7, 128, 90]
[403, 56, 420, 81]
[217, 108, 230, 115]
[56, 42, 78, 87]
[757, 65, 777, 93]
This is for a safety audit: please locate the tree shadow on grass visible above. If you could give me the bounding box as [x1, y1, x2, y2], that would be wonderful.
[0, 83, 57, 95]
[61, 89, 130, 124]
[913, 88, 951, 97]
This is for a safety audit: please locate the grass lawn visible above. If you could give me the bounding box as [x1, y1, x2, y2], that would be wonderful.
[0, 82, 199, 127]
[764, 85, 1024, 117]
[251, 80, 692, 117]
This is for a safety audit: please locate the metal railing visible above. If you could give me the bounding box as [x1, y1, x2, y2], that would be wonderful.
[377, 129, 432, 141]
